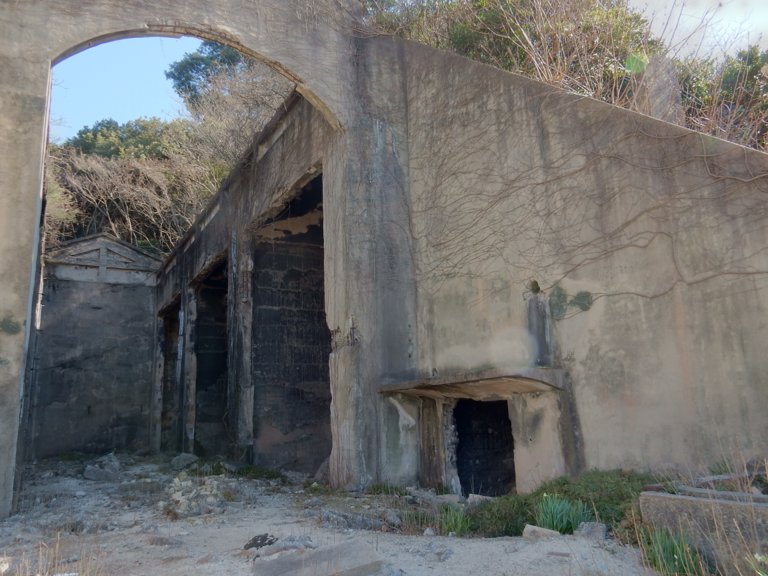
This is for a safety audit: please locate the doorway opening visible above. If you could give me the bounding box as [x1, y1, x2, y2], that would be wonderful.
[194, 260, 230, 457]
[251, 174, 331, 473]
[159, 299, 182, 452]
[454, 399, 516, 497]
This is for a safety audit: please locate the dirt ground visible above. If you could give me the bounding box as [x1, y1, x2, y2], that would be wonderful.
[0, 454, 658, 576]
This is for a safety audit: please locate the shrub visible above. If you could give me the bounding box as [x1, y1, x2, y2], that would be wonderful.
[531, 469, 654, 527]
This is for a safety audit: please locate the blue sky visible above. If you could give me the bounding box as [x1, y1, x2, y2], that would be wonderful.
[50, 36, 201, 142]
[49, 1, 768, 143]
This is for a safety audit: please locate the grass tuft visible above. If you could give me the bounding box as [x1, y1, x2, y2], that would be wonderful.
[640, 526, 708, 576]
[439, 504, 470, 535]
[366, 483, 408, 496]
[534, 494, 593, 534]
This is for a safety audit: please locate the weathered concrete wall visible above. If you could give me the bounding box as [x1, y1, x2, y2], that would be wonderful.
[26, 236, 159, 459]
[29, 280, 155, 458]
[402, 41, 768, 481]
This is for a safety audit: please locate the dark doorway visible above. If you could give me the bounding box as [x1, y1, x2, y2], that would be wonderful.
[160, 301, 182, 451]
[195, 261, 230, 456]
[454, 399, 515, 496]
[251, 174, 331, 473]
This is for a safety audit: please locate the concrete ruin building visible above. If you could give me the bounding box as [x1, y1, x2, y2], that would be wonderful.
[2, 0, 768, 518]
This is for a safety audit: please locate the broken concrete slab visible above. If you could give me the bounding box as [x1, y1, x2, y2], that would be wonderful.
[83, 452, 121, 482]
[252, 539, 383, 576]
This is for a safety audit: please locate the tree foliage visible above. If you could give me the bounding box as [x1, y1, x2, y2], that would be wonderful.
[46, 41, 294, 254]
[165, 40, 245, 102]
[365, 0, 768, 152]
[45, 143, 217, 254]
[65, 117, 189, 159]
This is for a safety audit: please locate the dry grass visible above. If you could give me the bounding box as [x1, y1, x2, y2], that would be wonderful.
[7, 536, 105, 576]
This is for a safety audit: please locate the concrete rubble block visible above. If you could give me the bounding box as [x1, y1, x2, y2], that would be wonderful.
[252, 539, 384, 576]
[574, 522, 608, 540]
[171, 452, 199, 471]
[523, 524, 561, 539]
[383, 509, 401, 528]
[83, 452, 122, 482]
[258, 535, 316, 558]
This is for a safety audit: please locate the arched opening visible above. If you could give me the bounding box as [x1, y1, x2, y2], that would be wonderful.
[19, 29, 338, 471]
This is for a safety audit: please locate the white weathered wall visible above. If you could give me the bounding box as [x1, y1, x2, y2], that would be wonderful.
[402, 41, 768, 479]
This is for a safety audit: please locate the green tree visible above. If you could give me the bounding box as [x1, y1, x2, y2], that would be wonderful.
[165, 40, 244, 102]
[65, 117, 186, 160]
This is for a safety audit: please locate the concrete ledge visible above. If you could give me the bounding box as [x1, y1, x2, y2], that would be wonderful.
[252, 539, 384, 576]
[379, 367, 567, 400]
[640, 490, 768, 572]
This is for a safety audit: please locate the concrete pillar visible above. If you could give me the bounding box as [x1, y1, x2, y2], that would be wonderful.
[228, 230, 254, 459]
[0, 59, 49, 517]
[150, 313, 165, 452]
[180, 286, 197, 454]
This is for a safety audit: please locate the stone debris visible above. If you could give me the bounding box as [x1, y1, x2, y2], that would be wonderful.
[575, 521, 608, 540]
[466, 493, 493, 507]
[320, 509, 386, 531]
[523, 524, 561, 540]
[160, 471, 245, 518]
[252, 539, 383, 576]
[422, 527, 435, 536]
[244, 533, 278, 550]
[383, 508, 401, 528]
[170, 453, 199, 471]
[406, 487, 461, 508]
[83, 452, 121, 482]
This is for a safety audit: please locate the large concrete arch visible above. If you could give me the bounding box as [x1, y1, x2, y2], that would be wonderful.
[0, 0, 419, 517]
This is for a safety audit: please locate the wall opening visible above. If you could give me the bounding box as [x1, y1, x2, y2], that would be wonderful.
[454, 399, 515, 496]
[159, 300, 182, 452]
[194, 261, 230, 457]
[251, 174, 331, 473]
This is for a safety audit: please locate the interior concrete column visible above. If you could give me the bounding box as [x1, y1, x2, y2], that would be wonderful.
[180, 286, 197, 454]
[228, 230, 254, 459]
[0, 58, 50, 517]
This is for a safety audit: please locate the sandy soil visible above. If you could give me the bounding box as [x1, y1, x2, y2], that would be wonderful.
[0, 454, 658, 576]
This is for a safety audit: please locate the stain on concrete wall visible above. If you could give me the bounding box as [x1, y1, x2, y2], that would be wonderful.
[0, 317, 21, 335]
